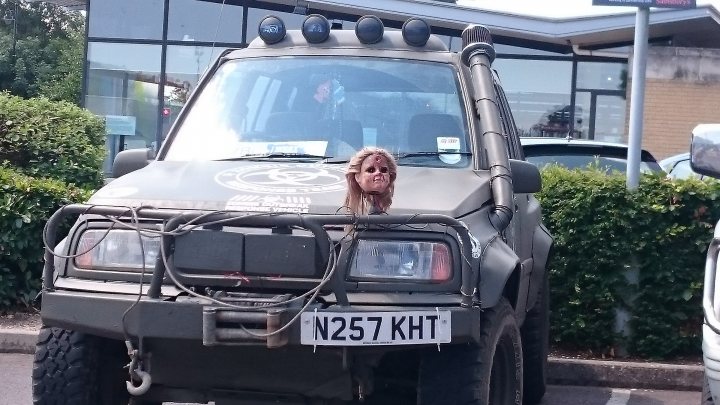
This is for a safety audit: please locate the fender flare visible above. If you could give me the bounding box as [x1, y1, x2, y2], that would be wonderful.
[479, 237, 520, 309]
[526, 224, 553, 311]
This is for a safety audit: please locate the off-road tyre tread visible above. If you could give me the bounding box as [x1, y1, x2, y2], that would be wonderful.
[32, 327, 99, 405]
[521, 273, 549, 404]
[32, 327, 159, 405]
[417, 298, 522, 405]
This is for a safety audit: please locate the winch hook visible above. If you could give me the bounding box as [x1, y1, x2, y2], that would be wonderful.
[125, 341, 152, 396]
[126, 368, 152, 396]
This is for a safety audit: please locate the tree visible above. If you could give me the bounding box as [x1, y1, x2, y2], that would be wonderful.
[0, 0, 84, 104]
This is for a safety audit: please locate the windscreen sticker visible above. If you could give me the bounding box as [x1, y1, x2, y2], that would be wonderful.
[437, 137, 462, 164]
[226, 194, 311, 213]
[215, 164, 347, 194]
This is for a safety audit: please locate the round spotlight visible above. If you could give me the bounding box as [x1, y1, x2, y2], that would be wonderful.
[302, 14, 331, 44]
[402, 17, 431, 47]
[355, 15, 384, 44]
[258, 15, 286, 45]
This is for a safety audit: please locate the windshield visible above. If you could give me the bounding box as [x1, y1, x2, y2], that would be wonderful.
[164, 57, 471, 167]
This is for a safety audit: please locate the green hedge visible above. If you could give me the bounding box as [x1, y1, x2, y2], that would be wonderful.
[0, 92, 105, 189]
[0, 167, 90, 308]
[539, 167, 720, 359]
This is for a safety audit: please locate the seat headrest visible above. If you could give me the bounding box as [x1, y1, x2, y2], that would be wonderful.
[311, 119, 364, 150]
[407, 113, 464, 152]
[264, 112, 311, 140]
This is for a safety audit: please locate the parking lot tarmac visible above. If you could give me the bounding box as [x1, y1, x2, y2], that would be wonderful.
[0, 353, 700, 405]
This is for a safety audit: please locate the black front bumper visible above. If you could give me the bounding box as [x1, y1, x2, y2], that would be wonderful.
[41, 289, 482, 346]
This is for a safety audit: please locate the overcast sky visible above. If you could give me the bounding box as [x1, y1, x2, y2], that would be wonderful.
[456, 0, 719, 18]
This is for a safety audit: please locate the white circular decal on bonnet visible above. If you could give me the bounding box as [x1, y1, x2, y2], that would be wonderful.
[215, 164, 347, 194]
[93, 186, 139, 198]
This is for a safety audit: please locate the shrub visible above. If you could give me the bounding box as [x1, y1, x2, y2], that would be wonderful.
[538, 166, 720, 359]
[0, 167, 90, 308]
[0, 92, 105, 189]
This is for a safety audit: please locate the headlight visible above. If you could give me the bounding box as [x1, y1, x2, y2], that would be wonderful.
[349, 240, 452, 282]
[75, 229, 161, 271]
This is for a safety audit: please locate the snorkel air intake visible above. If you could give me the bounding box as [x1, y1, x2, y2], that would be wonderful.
[461, 25, 513, 232]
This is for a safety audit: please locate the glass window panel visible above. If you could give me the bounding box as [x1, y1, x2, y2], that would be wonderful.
[493, 58, 573, 137]
[85, 42, 161, 173]
[594, 94, 626, 143]
[574, 92, 591, 139]
[436, 35, 461, 52]
[164, 45, 231, 133]
[572, 92, 626, 142]
[576, 61, 627, 91]
[168, 0, 244, 43]
[88, 0, 164, 40]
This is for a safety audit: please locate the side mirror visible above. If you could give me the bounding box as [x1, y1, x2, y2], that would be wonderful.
[112, 148, 155, 178]
[510, 159, 542, 194]
[690, 124, 720, 179]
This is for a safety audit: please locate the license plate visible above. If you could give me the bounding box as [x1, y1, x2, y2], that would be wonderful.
[300, 311, 451, 346]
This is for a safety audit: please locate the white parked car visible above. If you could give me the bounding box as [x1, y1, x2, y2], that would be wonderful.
[520, 137, 664, 174]
[660, 152, 707, 180]
[691, 124, 720, 405]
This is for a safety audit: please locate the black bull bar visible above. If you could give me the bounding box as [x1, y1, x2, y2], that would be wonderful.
[43, 204, 478, 306]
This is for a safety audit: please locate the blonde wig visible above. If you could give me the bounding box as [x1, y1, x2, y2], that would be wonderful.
[344, 147, 397, 215]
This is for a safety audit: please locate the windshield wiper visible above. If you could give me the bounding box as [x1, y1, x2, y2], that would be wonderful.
[216, 153, 333, 161]
[395, 151, 473, 159]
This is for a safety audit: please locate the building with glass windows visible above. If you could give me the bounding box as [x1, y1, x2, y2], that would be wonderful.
[43, 0, 720, 169]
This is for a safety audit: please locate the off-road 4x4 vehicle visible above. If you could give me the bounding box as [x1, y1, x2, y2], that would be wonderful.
[33, 15, 552, 405]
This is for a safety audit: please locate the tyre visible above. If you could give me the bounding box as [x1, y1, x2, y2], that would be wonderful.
[418, 298, 522, 405]
[521, 273, 549, 404]
[32, 326, 159, 405]
[704, 371, 716, 405]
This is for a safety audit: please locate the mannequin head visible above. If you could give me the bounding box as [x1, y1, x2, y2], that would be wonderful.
[345, 147, 397, 214]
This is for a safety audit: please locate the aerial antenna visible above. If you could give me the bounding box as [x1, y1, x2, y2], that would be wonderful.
[209, 0, 228, 69]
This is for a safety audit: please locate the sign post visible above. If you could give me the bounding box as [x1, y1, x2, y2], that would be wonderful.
[626, 7, 650, 191]
[592, 0, 696, 190]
